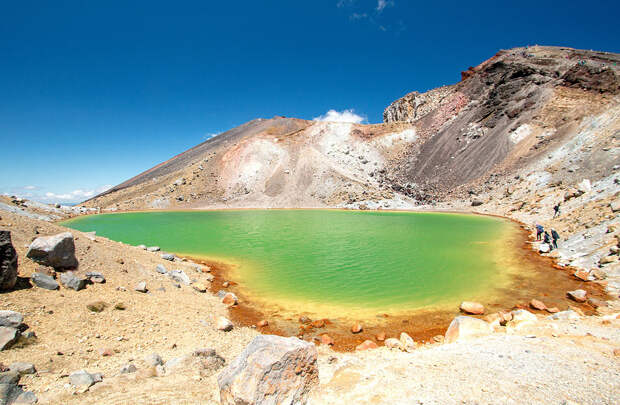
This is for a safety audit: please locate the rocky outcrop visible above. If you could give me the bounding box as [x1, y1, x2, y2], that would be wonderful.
[26, 232, 77, 269]
[218, 335, 318, 405]
[0, 231, 17, 291]
[0, 370, 37, 404]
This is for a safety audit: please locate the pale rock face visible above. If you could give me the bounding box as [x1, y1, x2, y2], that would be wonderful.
[383, 86, 453, 123]
[218, 335, 318, 405]
[509, 124, 532, 144]
[26, 232, 78, 269]
[444, 316, 493, 343]
[507, 310, 538, 330]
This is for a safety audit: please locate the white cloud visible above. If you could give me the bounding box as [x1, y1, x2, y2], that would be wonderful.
[42, 185, 113, 202]
[337, 0, 355, 7]
[23, 185, 37, 190]
[313, 109, 366, 124]
[350, 12, 367, 20]
[376, 0, 394, 12]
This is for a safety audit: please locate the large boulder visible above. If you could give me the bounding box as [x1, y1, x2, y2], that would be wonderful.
[218, 335, 318, 405]
[0, 231, 18, 291]
[26, 232, 77, 269]
[444, 316, 492, 343]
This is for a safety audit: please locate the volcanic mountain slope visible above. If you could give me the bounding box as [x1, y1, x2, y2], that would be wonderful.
[83, 46, 620, 211]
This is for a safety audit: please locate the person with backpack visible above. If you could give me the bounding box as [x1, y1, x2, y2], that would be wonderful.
[553, 202, 561, 218]
[535, 224, 544, 240]
[551, 229, 560, 249]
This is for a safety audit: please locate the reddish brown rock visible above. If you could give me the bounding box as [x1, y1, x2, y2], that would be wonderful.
[574, 270, 590, 281]
[257, 320, 268, 328]
[459, 301, 485, 315]
[546, 307, 560, 313]
[311, 319, 325, 328]
[350, 322, 363, 334]
[320, 334, 334, 346]
[529, 299, 547, 311]
[355, 340, 378, 351]
[98, 348, 114, 357]
[567, 289, 587, 303]
[221, 293, 238, 307]
[375, 331, 386, 341]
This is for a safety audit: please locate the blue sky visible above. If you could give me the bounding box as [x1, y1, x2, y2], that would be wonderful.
[1, 1, 619, 203]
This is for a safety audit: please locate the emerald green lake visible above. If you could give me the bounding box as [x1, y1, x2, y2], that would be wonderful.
[62, 210, 525, 316]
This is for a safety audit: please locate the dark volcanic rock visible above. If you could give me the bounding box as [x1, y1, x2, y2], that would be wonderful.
[0, 231, 18, 291]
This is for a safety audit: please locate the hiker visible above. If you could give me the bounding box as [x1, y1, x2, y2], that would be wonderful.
[551, 229, 560, 249]
[543, 231, 552, 248]
[553, 202, 561, 218]
[535, 224, 544, 240]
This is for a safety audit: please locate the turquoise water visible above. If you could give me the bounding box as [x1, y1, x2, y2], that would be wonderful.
[62, 210, 521, 315]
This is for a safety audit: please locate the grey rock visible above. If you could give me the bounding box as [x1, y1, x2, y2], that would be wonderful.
[9, 363, 35, 375]
[0, 231, 18, 291]
[0, 371, 20, 385]
[30, 273, 59, 290]
[218, 335, 318, 405]
[168, 270, 190, 285]
[85, 272, 105, 283]
[144, 353, 163, 367]
[69, 370, 96, 387]
[119, 364, 137, 374]
[146, 246, 160, 252]
[13, 390, 37, 404]
[134, 281, 148, 293]
[161, 253, 175, 261]
[538, 243, 551, 253]
[165, 349, 225, 376]
[0, 311, 23, 329]
[137, 244, 147, 250]
[567, 289, 587, 302]
[471, 200, 484, 207]
[0, 327, 20, 351]
[155, 264, 167, 274]
[60, 271, 85, 291]
[547, 310, 580, 320]
[26, 232, 78, 269]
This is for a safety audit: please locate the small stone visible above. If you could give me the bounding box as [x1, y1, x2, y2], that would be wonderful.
[221, 292, 238, 306]
[600, 255, 619, 265]
[86, 301, 107, 313]
[9, 362, 35, 375]
[137, 244, 147, 250]
[320, 334, 334, 346]
[120, 363, 137, 374]
[587, 298, 608, 308]
[459, 301, 485, 315]
[222, 281, 230, 288]
[546, 307, 560, 313]
[168, 270, 191, 285]
[610, 200, 620, 213]
[216, 316, 233, 332]
[376, 331, 386, 341]
[384, 338, 402, 350]
[257, 320, 269, 328]
[146, 246, 160, 252]
[161, 253, 175, 261]
[548, 310, 580, 320]
[85, 272, 105, 283]
[355, 340, 378, 351]
[145, 353, 163, 367]
[113, 302, 126, 310]
[350, 322, 363, 334]
[192, 283, 208, 293]
[69, 369, 96, 387]
[567, 289, 587, 302]
[60, 271, 86, 291]
[311, 319, 325, 328]
[30, 272, 59, 290]
[98, 348, 114, 357]
[573, 270, 590, 281]
[399, 332, 415, 352]
[156, 264, 168, 274]
[529, 299, 546, 311]
[135, 281, 148, 293]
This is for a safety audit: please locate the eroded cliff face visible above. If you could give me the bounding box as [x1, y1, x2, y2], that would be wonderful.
[83, 46, 619, 212]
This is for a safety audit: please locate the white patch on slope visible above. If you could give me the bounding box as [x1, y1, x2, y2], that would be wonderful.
[375, 128, 417, 148]
[509, 124, 532, 144]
